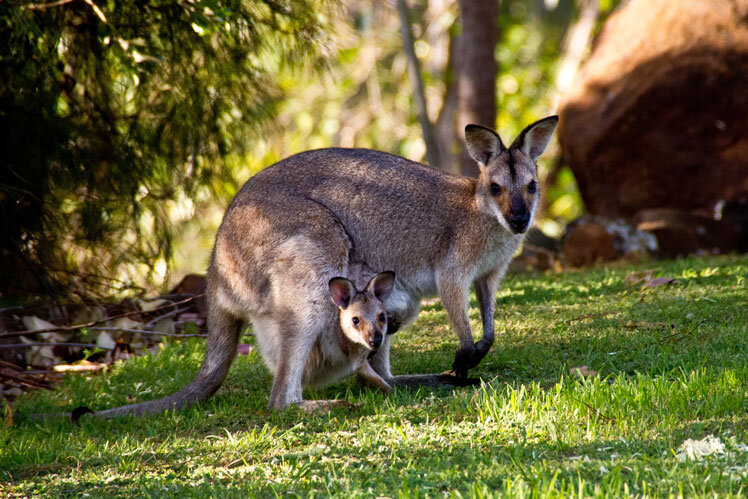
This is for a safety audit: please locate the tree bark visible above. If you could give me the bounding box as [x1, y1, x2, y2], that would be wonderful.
[435, 27, 460, 174]
[457, 0, 499, 177]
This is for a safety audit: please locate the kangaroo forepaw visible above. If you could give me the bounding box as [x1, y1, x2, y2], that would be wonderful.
[452, 341, 490, 377]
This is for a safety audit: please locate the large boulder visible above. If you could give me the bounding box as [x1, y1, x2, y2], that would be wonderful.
[558, 0, 748, 219]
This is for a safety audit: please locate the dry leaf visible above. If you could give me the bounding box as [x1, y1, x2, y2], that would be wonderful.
[4, 399, 13, 428]
[137, 298, 170, 312]
[624, 270, 655, 287]
[53, 360, 106, 373]
[676, 435, 725, 462]
[624, 270, 678, 290]
[570, 365, 598, 377]
[237, 344, 253, 355]
[641, 277, 678, 289]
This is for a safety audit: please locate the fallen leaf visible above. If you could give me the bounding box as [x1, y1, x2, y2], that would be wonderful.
[237, 344, 253, 355]
[624, 270, 656, 287]
[570, 365, 598, 377]
[137, 298, 170, 312]
[53, 360, 106, 373]
[641, 277, 678, 289]
[624, 270, 678, 290]
[4, 399, 12, 428]
[676, 435, 725, 462]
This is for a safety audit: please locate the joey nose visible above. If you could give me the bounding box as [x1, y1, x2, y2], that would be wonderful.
[371, 330, 383, 349]
[508, 214, 530, 233]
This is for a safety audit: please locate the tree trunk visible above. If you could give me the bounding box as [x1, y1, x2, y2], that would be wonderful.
[435, 26, 460, 174]
[457, 0, 499, 177]
[396, 0, 442, 170]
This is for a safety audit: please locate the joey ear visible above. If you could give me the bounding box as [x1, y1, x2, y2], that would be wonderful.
[511, 115, 559, 162]
[366, 271, 395, 303]
[465, 124, 505, 165]
[329, 277, 355, 309]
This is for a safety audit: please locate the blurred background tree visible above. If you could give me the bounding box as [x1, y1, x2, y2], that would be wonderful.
[0, 0, 332, 299]
[1, 0, 624, 301]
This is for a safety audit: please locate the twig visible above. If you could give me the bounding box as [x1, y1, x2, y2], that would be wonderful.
[580, 400, 616, 424]
[562, 312, 616, 324]
[23, 0, 75, 10]
[622, 321, 672, 329]
[645, 322, 702, 348]
[0, 371, 51, 388]
[0, 342, 113, 350]
[0, 294, 203, 339]
[86, 326, 207, 338]
[0, 360, 24, 371]
[143, 307, 191, 328]
[571, 397, 616, 424]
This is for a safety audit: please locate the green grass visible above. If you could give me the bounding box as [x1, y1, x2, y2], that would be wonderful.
[2, 255, 747, 497]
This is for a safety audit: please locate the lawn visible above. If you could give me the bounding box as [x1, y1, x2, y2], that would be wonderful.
[2, 255, 747, 497]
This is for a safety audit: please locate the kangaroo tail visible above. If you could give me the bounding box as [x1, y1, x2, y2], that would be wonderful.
[94, 306, 243, 419]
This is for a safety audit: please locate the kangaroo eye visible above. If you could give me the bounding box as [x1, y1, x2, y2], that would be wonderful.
[527, 180, 537, 194]
[378, 313, 386, 322]
[490, 183, 502, 195]
[352, 317, 360, 326]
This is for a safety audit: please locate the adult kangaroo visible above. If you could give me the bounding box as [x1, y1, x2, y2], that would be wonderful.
[95, 116, 558, 415]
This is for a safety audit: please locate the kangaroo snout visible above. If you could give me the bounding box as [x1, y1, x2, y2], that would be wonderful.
[370, 329, 383, 349]
[508, 213, 530, 233]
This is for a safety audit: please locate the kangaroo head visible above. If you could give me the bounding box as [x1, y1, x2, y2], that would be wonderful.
[465, 116, 558, 234]
[328, 271, 395, 351]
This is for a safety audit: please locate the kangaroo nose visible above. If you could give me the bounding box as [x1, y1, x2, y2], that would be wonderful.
[371, 330, 383, 349]
[508, 214, 530, 233]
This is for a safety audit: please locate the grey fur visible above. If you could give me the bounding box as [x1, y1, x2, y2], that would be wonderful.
[95, 116, 558, 416]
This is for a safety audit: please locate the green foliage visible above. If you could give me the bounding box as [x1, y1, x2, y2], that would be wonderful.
[3, 255, 747, 496]
[0, 0, 329, 298]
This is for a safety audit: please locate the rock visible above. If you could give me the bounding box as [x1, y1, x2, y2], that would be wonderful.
[562, 216, 657, 267]
[169, 273, 207, 316]
[558, 0, 748, 219]
[633, 208, 741, 258]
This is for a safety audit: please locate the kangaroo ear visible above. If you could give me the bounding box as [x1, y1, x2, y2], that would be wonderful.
[465, 124, 505, 165]
[329, 277, 355, 309]
[366, 271, 395, 303]
[511, 115, 558, 162]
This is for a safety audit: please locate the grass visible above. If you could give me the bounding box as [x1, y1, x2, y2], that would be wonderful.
[1, 255, 747, 497]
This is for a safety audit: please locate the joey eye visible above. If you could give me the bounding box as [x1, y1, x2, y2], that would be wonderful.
[490, 183, 502, 195]
[378, 313, 386, 322]
[527, 181, 537, 194]
[352, 317, 360, 326]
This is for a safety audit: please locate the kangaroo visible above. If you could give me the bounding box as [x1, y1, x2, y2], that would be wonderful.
[93, 116, 557, 416]
[96, 269, 395, 417]
[307, 271, 396, 407]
